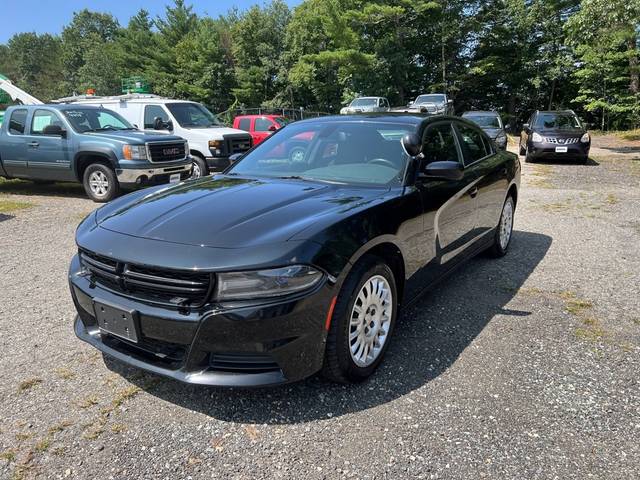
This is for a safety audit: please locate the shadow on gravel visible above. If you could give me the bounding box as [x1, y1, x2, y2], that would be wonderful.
[106, 230, 552, 424]
[0, 213, 14, 223]
[529, 157, 600, 166]
[0, 179, 86, 199]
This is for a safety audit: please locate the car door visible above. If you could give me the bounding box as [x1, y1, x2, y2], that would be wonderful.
[25, 109, 73, 181]
[454, 121, 508, 238]
[417, 121, 479, 265]
[1, 108, 30, 178]
[253, 117, 275, 145]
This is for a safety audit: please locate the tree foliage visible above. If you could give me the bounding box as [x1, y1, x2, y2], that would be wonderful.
[0, 0, 638, 129]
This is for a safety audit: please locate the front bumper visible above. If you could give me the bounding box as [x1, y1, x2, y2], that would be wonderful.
[69, 255, 334, 387]
[527, 141, 590, 160]
[117, 163, 192, 186]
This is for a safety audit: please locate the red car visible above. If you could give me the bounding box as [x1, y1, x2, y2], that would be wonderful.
[233, 115, 289, 145]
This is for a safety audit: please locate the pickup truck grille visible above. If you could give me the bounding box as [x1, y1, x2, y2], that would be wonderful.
[147, 141, 187, 163]
[225, 135, 252, 155]
[79, 250, 213, 307]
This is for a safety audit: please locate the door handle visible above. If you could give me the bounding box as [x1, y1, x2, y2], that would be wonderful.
[28, 141, 39, 148]
[469, 187, 479, 198]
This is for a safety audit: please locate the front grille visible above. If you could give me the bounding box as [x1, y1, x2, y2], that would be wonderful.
[102, 334, 187, 369]
[147, 141, 187, 163]
[210, 353, 280, 374]
[544, 137, 579, 144]
[79, 250, 213, 307]
[224, 135, 252, 155]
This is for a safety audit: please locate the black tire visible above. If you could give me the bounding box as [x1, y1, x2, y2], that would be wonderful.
[524, 147, 535, 163]
[578, 155, 588, 165]
[487, 195, 515, 258]
[82, 163, 119, 203]
[190, 155, 208, 179]
[322, 256, 398, 383]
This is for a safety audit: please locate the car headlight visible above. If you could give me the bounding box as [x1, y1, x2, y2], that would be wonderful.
[532, 132, 544, 143]
[580, 133, 590, 143]
[122, 144, 147, 160]
[215, 266, 323, 301]
[495, 133, 507, 144]
[340, 108, 348, 114]
[209, 139, 223, 155]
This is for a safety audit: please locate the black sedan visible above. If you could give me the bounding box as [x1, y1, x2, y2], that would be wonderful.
[519, 110, 591, 163]
[69, 114, 521, 387]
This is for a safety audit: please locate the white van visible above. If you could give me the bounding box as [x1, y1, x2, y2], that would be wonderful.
[60, 94, 253, 177]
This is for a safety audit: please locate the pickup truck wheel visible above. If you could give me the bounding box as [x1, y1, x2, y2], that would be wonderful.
[322, 256, 397, 383]
[83, 163, 119, 203]
[190, 156, 207, 179]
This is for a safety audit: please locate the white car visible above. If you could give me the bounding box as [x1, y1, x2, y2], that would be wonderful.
[340, 97, 390, 115]
[58, 94, 253, 178]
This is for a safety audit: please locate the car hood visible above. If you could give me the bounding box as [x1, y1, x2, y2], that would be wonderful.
[481, 127, 504, 138]
[535, 127, 585, 136]
[95, 176, 388, 249]
[84, 130, 184, 144]
[178, 126, 251, 139]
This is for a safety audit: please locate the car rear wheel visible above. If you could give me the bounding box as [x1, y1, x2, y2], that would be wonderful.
[487, 195, 515, 258]
[83, 163, 119, 203]
[519, 142, 526, 156]
[524, 145, 535, 163]
[322, 256, 397, 383]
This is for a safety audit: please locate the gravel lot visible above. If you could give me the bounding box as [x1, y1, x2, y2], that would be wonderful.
[1, 136, 639, 479]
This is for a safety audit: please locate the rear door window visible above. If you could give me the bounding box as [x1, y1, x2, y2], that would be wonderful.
[238, 118, 251, 131]
[455, 123, 488, 166]
[8, 109, 27, 135]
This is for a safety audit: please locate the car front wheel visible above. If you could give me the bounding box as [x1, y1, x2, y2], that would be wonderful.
[83, 163, 119, 203]
[322, 256, 397, 383]
[191, 156, 208, 179]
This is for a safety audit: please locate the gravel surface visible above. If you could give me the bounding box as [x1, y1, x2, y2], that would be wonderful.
[1, 136, 639, 479]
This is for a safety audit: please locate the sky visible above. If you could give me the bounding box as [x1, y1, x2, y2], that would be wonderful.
[1, 0, 303, 43]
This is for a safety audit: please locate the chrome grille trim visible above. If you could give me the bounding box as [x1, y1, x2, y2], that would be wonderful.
[543, 137, 579, 145]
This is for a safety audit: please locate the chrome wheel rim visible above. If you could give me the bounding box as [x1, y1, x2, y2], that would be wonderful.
[191, 161, 202, 179]
[349, 275, 393, 368]
[499, 199, 514, 250]
[89, 171, 109, 197]
[290, 148, 305, 163]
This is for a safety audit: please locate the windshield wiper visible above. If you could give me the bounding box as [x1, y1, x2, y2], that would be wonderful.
[276, 175, 309, 181]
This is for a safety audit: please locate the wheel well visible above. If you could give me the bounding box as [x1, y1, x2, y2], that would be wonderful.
[75, 154, 113, 182]
[363, 243, 406, 302]
[507, 184, 518, 206]
[190, 150, 204, 159]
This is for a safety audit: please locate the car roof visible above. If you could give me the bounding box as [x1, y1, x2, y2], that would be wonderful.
[9, 104, 104, 111]
[293, 113, 476, 129]
[536, 110, 576, 115]
[236, 114, 283, 118]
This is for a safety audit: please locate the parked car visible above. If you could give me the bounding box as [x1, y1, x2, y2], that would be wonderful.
[462, 111, 508, 150]
[393, 93, 454, 115]
[340, 97, 391, 115]
[519, 110, 591, 163]
[0, 105, 192, 202]
[69, 114, 520, 386]
[233, 114, 290, 145]
[59, 94, 253, 178]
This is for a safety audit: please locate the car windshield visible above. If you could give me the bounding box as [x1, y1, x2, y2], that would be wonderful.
[415, 94, 445, 105]
[274, 117, 290, 127]
[350, 98, 378, 107]
[63, 109, 134, 133]
[228, 121, 413, 187]
[535, 113, 581, 130]
[465, 114, 502, 128]
[166, 102, 223, 128]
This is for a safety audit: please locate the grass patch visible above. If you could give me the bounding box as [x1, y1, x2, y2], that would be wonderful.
[566, 298, 594, 315]
[605, 193, 618, 205]
[616, 129, 640, 142]
[112, 386, 141, 408]
[15, 433, 32, 442]
[17, 378, 42, 393]
[47, 420, 73, 435]
[34, 437, 51, 453]
[0, 449, 16, 462]
[0, 198, 33, 214]
[111, 424, 127, 434]
[77, 395, 99, 409]
[54, 367, 75, 380]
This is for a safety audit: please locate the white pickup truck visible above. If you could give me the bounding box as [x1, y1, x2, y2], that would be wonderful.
[58, 94, 253, 178]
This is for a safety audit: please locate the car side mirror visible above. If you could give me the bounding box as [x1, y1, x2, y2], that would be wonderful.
[42, 124, 66, 137]
[522, 123, 530, 131]
[401, 133, 422, 157]
[407, 101, 414, 106]
[268, 125, 277, 132]
[422, 161, 464, 181]
[153, 117, 173, 131]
